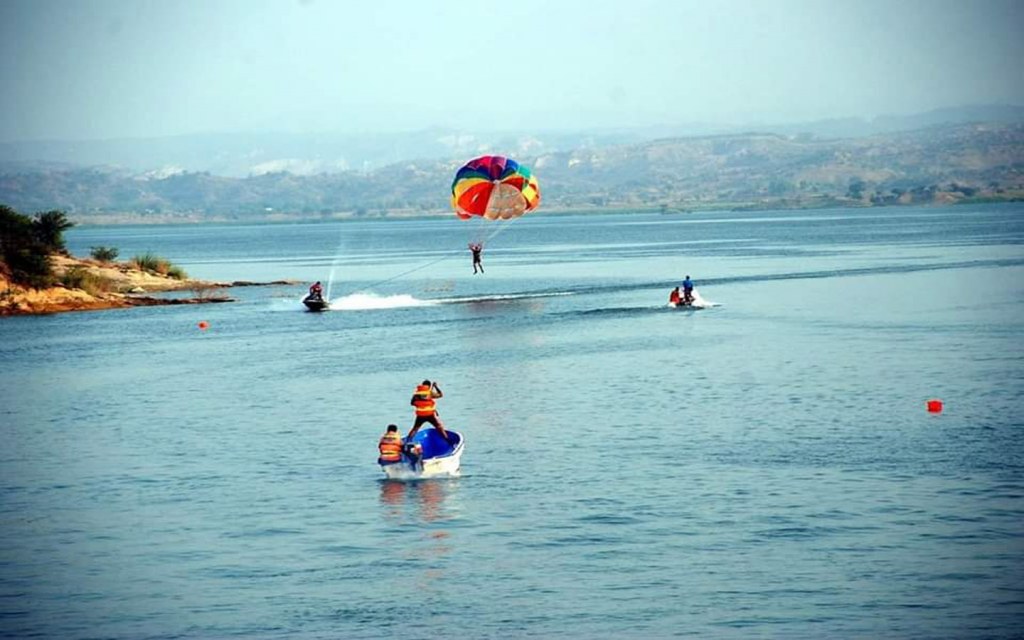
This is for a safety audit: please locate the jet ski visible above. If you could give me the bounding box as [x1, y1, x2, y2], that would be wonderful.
[669, 287, 712, 309]
[669, 299, 699, 309]
[380, 428, 463, 480]
[303, 294, 329, 312]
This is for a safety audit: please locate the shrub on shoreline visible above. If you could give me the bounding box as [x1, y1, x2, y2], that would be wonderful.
[129, 252, 161, 272]
[130, 252, 187, 279]
[60, 265, 113, 296]
[90, 246, 119, 262]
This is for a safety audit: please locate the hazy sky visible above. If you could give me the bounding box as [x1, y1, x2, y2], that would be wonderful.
[2, 0, 1022, 141]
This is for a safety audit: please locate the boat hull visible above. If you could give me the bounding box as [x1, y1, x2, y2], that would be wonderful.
[303, 297, 329, 311]
[381, 428, 463, 479]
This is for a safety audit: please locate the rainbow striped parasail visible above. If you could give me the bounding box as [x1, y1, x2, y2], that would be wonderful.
[451, 155, 541, 220]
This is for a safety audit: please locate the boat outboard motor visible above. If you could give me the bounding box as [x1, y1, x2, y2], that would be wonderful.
[403, 443, 423, 470]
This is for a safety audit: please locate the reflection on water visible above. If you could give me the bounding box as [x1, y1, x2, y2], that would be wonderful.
[378, 478, 458, 525]
[379, 479, 457, 588]
[379, 479, 406, 517]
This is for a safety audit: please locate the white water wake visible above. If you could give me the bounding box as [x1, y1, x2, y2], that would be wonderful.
[438, 291, 575, 304]
[689, 288, 720, 308]
[329, 292, 437, 310]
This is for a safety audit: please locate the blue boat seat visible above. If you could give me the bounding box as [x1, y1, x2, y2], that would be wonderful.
[409, 428, 460, 459]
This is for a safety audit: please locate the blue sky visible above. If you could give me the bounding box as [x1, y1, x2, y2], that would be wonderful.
[2, 0, 1022, 141]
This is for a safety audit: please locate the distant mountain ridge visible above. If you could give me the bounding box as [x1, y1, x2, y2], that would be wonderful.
[1, 105, 1021, 178]
[1, 119, 1021, 221]
[0, 129, 648, 178]
[761, 105, 1024, 139]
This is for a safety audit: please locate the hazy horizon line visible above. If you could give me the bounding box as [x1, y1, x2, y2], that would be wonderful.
[4, 103, 1022, 146]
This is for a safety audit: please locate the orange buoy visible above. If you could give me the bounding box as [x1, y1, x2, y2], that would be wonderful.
[926, 399, 943, 413]
[197, 321, 209, 330]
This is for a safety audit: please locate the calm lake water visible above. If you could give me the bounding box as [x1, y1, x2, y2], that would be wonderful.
[2, 205, 1023, 638]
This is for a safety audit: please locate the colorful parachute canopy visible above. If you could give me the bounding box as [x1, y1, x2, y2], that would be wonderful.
[451, 155, 541, 220]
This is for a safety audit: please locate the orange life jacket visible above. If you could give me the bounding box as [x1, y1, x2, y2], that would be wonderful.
[669, 289, 680, 304]
[412, 384, 436, 416]
[378, 432, 403, 462]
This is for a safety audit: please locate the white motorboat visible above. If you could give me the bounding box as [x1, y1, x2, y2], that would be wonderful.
[380, 428, 463, 480]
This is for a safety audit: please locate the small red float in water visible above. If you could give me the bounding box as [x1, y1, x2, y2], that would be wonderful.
[926, 399, 943, 413]
[197, 321, 209, 330]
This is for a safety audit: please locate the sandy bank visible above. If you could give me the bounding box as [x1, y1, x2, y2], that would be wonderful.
[1, 255, 238, 316]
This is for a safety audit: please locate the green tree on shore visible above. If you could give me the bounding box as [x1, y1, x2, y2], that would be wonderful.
[0, 204, 75, 287]
[33, 210, 75, 253]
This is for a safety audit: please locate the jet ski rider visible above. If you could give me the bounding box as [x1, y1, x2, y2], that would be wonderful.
[682, 275, 694, 305]
[308, 281, 324, 301]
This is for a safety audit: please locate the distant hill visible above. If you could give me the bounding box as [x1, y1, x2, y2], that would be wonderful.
[534, 122, 1024, 210]
[0, 129, 654, 178]
[0, 121, 1021, 222]
[1, 105, 1021, 179]
[763, 105, 1024, 139]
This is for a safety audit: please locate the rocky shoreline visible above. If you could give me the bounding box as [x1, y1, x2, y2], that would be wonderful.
[1, 255, 297, 316]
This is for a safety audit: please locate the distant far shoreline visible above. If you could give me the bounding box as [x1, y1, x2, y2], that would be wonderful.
[7, 121, 1021, 226]
[65, 195, 1024, 226]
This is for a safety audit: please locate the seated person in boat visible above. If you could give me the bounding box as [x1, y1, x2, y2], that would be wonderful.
[378, 424, 403, 465]
[669, 286, 681, 306]
[407, 380, 453, 444]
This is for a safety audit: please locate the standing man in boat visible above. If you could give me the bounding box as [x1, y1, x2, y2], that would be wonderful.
[377, 424, 403, 465]
[469, 243, 484, 274]
[682, 275, 694, 305]
[407, 380, 452, 444]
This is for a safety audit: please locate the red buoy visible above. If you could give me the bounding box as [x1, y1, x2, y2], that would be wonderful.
[926, 399, 943, 413]
[197, 321, 209, 330]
